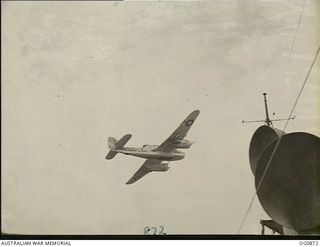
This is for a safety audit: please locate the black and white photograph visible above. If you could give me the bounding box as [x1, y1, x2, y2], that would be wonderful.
[1, 0, 319, 238]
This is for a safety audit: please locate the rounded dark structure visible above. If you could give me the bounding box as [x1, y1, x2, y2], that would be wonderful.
[250, 126, 320, 233]
[249, 126, 283, 175]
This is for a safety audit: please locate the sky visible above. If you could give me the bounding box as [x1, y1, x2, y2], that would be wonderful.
[2, 0, 319, 235]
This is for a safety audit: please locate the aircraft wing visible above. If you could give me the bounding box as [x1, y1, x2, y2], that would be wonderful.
[155, 110, 200, 152]
[126, 159, 161, 185]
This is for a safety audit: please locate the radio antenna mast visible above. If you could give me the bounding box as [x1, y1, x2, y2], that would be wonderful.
[242, 93, 295, 126]
[263, 93, 272, 126]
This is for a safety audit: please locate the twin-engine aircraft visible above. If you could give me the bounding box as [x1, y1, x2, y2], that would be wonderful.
[106, 110, 200, 184]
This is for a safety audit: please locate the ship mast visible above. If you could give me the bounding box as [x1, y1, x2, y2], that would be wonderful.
[263, 93, 272, 127]
[242, 93, 295, 126]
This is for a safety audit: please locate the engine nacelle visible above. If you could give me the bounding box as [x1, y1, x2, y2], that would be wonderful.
[142, 144, 158, 151]
[148, 162, 170, 172]
[174, 139, 193, 149]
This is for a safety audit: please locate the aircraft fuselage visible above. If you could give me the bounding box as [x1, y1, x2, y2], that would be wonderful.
[116, 147, 185, 161]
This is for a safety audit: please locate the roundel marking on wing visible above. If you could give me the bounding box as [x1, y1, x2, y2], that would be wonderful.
[185, 120, 194, 126]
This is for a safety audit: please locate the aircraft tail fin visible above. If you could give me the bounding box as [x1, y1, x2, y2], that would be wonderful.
[108, 137, 118, 150]
[106, 134, 132, 160]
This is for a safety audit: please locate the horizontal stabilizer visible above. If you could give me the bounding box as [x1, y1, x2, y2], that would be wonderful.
[116, 134, 132, 148]
[106, 151, 117, 160]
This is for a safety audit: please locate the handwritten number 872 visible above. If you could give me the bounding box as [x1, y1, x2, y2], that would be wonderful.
[144, 226, 166, 235]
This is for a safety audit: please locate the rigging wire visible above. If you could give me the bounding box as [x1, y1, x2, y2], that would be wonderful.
[237, 0, 308, 234]
[237, 45, 320, 234]
[280, 0, 307, 87]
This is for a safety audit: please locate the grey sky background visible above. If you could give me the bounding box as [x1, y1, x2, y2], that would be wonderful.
[2, 0, 319, 234]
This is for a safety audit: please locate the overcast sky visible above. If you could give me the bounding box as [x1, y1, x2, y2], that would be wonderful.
[2, 0, 319, 235]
